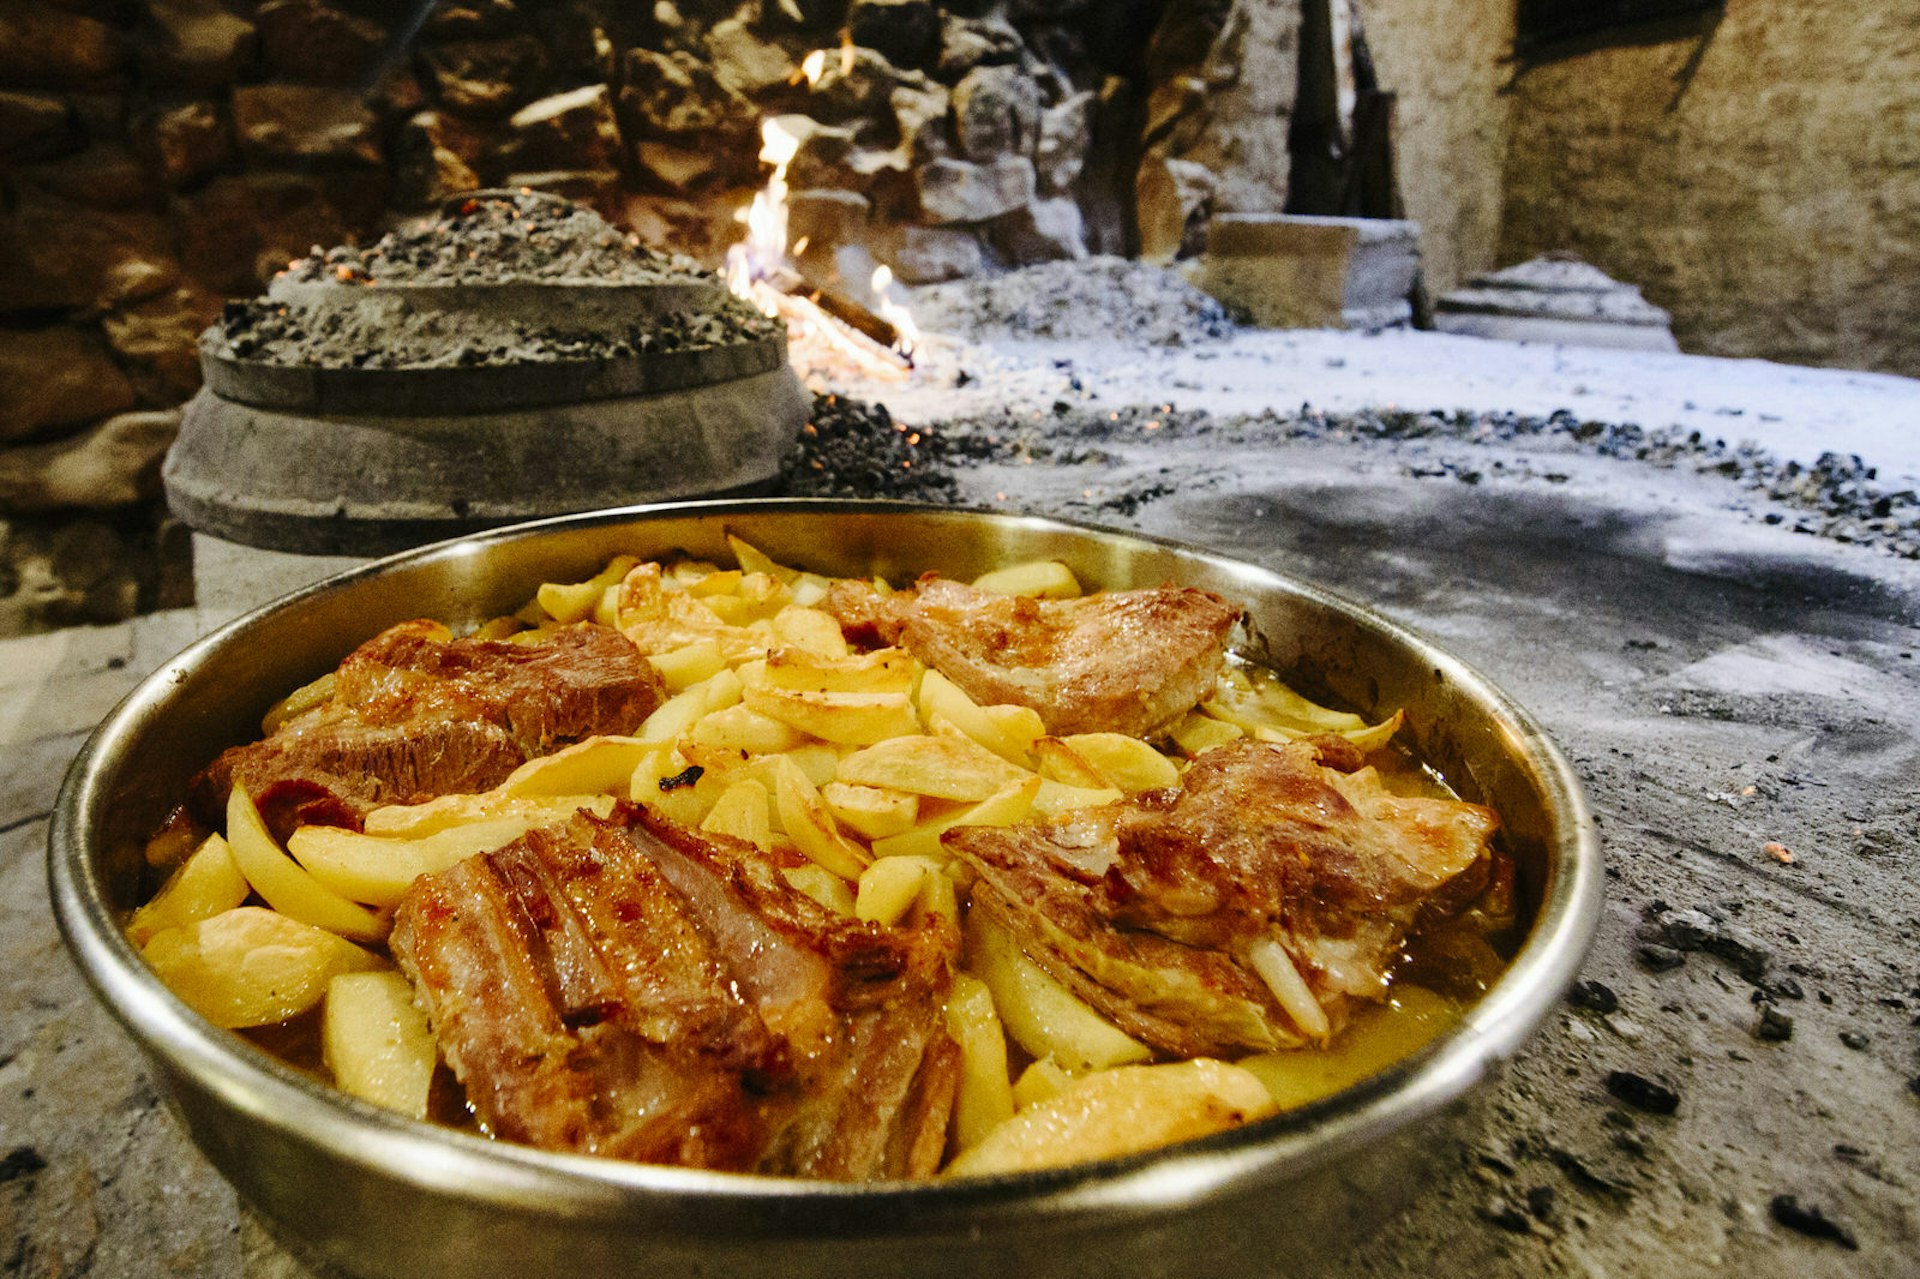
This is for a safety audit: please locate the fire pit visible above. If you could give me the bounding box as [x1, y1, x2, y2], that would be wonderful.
[164, 192, 811, 556]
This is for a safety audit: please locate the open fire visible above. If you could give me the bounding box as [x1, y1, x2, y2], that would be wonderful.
[725, 60, 920, 386]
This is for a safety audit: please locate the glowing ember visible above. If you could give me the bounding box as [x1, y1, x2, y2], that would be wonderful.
[799, 48, 826, 87]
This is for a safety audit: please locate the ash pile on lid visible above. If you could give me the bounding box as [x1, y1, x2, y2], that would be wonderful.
[282, 191, 705, 286]
[204, 192, 779, 370]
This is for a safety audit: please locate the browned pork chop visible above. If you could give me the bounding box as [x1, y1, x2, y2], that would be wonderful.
[191, 621, 666, 836]
[390, 805, 961, 1179]
[825, 576, 1241, 737]
[948, 738, 1500, 1056]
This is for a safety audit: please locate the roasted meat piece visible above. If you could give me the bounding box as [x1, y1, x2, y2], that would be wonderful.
[191, 621, 666, 835]
[825, 576, 1241, 737]
[390, 806, 961, 1179]
[949, 738, 1500, 1056]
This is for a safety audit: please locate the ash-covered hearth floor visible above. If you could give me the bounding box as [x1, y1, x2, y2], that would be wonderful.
[2, 317, 1915, 1277]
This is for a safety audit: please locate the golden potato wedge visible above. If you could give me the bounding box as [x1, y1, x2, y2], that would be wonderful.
[1057, 732, 1181, 793]
[915, 670, 1045, 765]
[688, 568, 744, 597]
[260, 670, 335, 735]
[126, 834, 249, 947]
[689, 703, 810, 756]
[1032, 738, 1109, 790]
[770, 605, 849, 658]
[969, 559, 1082, 599]
[782, 863, 856, 915]
[700, 779, 774, 850]
[647, 638, 727, 692]
[965, 910, 1150, 1072]
[726, 532, 800, 585]
[944, 1059, 1274, 1177]
[323, 970, 437, 1119]
[500, 735, 655, 798]
[945, 972, 1015, 1150]
[1030, 779, 1123, 817]
[762, 646, 915, 695]
[1170, 710, 1244, 757]
[143, 907, 382, 1028]
[363, 792, 610, 840]
[836, 733, 1030, 801]
[821, 781, 919, 840]
[742, 684, 920, 746]
[869, 776, 1042, 860]
[855, 856, 933, 926]
[537, 555, 640, 624]
[1011, 1056, 1073, 1111]
[629, 744, 719, 828]
[226, 785, 385, 941]
[289, 814, 564, 909]
[773, 756, 869, 880]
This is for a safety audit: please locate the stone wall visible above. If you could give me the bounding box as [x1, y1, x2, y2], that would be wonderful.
[1355, 0, 1511, 294]
[0, 0, 1308, 635]
[1499, 2, 1920, 376]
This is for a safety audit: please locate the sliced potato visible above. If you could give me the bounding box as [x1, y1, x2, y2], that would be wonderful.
[143, 907, 381, 1028]
[260, 670, 336, 735]
[869, 776, 1042, 860]
[855, 855, 933, 926]
[1169, 710, 1244, 757]
[946, 972, 1015, 1150]
[537, 555, 640, 624]
[647, 638, 727, 692]
[773, 756, 869, 880]
[727, 532, 801, 585]
[1058, 732, 1181, 793]
[126, 834, 249, 947]
[500, 736, 655, 797]
[1030, 779, 1122, 817]
[1031, 738, 1109, 790]
[363, 792, 608, 840]
[323, 970, 437, 1119]
[782, 863, 856, 915]
[821, 781, 919, 840]
[629, 744, 719, 828]
[1011, 1056, 1073, 1110]
[762, 646, 915, 695]
[701, 779, 774, 849]
[965, 910, 1149, 1072]
[743, 684, 920, 746]
[289, 814, 561, 909]
[769, 605, 849, 658]
[226, 785, 385, 941]
[944, 1059, 1274, 1177]
[915, 670, 1045, 765]
[837, 733, 1030, 801]
[689, 703, 809, 756]
[969, 559, 1081, 599]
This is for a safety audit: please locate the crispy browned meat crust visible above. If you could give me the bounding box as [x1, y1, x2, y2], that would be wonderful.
[949, 739, 1499, 1056]
[825, 576, 1241, 737]
[391, 806, 961, 1179]
[191, 621, 666, 836]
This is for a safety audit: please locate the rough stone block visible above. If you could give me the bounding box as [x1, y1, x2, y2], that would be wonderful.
[788, 189, 872, 259]
[232, 85, 383, 166]
[952, 63, 1040, 162]
[510, 83, 623, 173]
[0, 328, 137, 444]
[1035, 90, 1092, 194]
[937, 14, 1021, 82]
[991, 196, 1086, 265]
[419, 36, 548, 119]
[0, 90, 75, 160]
[0, 192, 177, 313]
[0, 5, 125, 90]
[620, 47, 754, 140]
[916, 154, 1033, 224]
[1196, 213, 1420, 330]
[256, 0, 388, 86]
[101, 284, 223, 401]
[0, 409, 180, 513]
[143, 99, 231, 188]
[892, 225, 983, 283]
[705, 17, 795, 98]
[143, 0, 256, 91]
[17, 143, 153, 209]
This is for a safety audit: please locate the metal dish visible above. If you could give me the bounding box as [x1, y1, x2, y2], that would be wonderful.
[49, 500, 1601, 1279]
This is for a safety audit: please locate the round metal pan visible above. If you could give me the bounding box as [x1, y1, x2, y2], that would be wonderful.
[48, 500, 1602, 1279]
